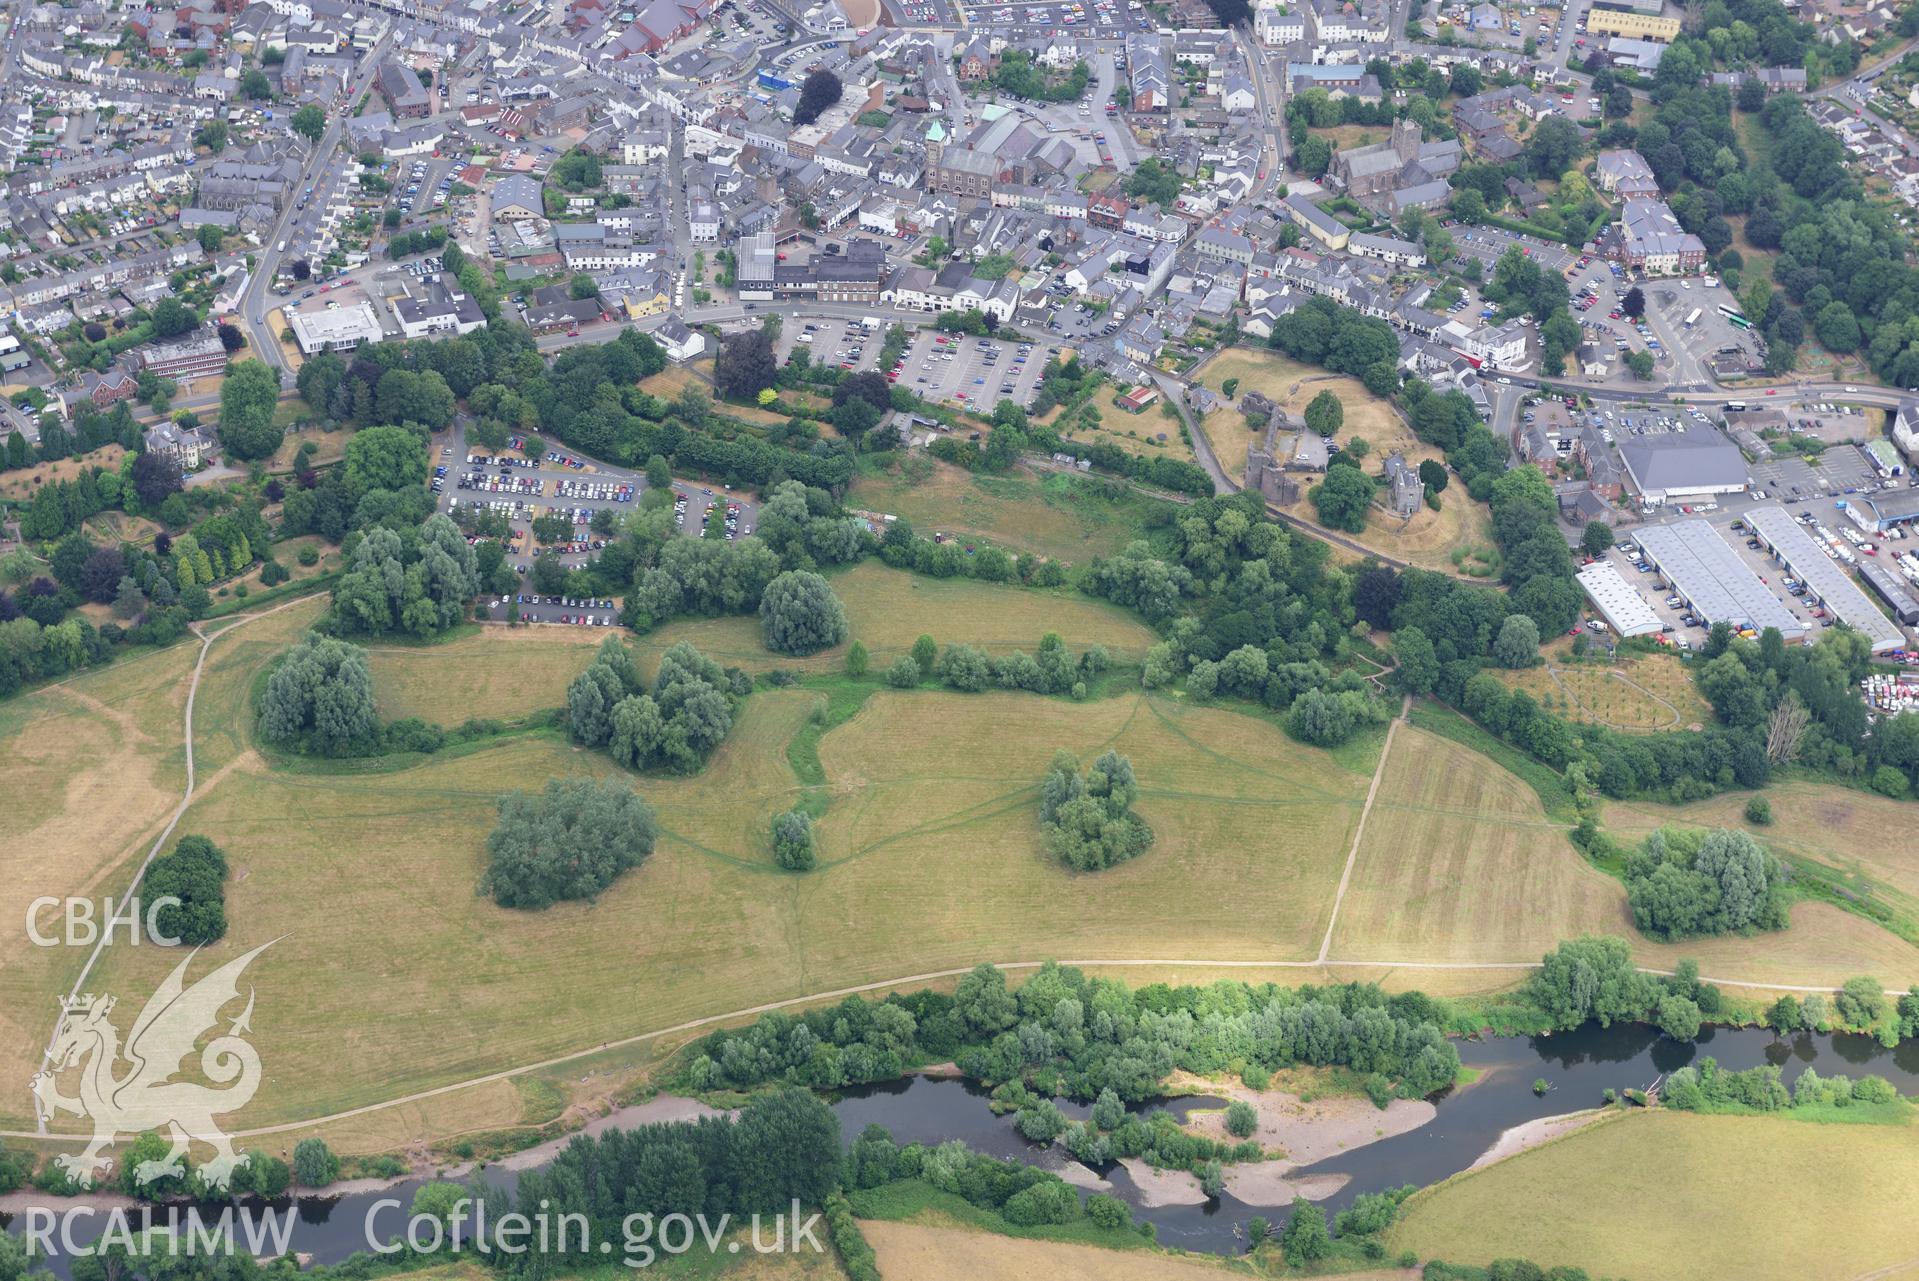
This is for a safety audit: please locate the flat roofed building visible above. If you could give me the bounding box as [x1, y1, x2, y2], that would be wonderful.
[1635, 519, 1803, 637]
[1743, 504, 1907, 653]
[1586, 8, 1681, 39]
[290, 301, 383, 354]
[1618, 428, 1746, 502]
[1577, 561, 1663, 637]
[1861, 561, 1919, 626]
[1851, 488, 1919, 531]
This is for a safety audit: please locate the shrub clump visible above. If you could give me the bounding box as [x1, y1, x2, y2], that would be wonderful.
[1038, 749, 1154, 871]
[481, 776, 658, 909]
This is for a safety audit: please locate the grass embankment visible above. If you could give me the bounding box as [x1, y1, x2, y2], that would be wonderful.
[45, 586, 1373, 1135]
[1387, 1109, 1919, 1281]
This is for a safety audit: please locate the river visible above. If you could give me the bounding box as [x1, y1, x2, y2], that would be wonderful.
[9, 1023, 1916, 1269]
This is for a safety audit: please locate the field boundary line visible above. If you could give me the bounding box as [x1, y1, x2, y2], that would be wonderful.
[1317, 695, 1408, 963]
[32, 595, 314, 1135]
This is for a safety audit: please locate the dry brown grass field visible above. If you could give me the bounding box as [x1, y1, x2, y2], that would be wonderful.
[0, 444, 128, 500]
[42, 596, 1370, 1132]
[1493, 651, 1713, 732]
[1388, 1110, 1919, 1281]
[1328, 725, 1919, 986]
[862, 1220, 1359, 1281]
[1327, 725, 1624, 963]
[367, 625, 607, 723]
[1607, 778, 1919, 909]
[362, 562, 1158, 715]
[0, 639, 199, 1097]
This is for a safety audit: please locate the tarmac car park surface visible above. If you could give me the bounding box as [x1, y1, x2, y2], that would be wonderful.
[886, 330, 1055, 412]
[431, 423, 758, 626]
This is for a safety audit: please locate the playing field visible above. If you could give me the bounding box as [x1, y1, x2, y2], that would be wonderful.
[1387, 1110, 1919, 1281]
[846, 460, 1166, 567]
[1193, 349, 1494, 572]
[1328, 724, 1919, 986]
[1493, 652, 1712, 732]
[47, 610, 1372, 1132]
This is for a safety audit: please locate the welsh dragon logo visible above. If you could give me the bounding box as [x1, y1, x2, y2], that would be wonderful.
[31, 941, 273, 1192]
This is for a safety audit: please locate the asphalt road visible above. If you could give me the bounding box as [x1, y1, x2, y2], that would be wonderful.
[242, 31, 395, 383]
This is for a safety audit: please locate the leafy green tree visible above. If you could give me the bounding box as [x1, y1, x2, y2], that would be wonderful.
[793, 70, 843, 126]
[218, 360, 284, 460]
[1493, 613, 1541, 668]
[1224, 1100, 1257, 1138]
[344, 425, 428, 493]
[760, 570, 847, 655]
[714, 328, 778, 400]
[241, 1150, 290, 1197]
[150, 297, 196, 339]
[292, 1138, 339, 1187]
[885, 654, 920, 688]
[911, 633, 937, 674]
[846, 639, 869, 677]
[259, 635, 379, 754]
[240, 68, 272, 99]
[772, 807, 815, 871]
[1280, 1197, 1331, 1263]
[1311, 465, 1374, 532]
[482, 776, 659, 908]
[1527, 936, 1659, 1029]
[1038, 749, 1154, 871]
[1837, 976, 1887, 1028]
[1304, 390, 1344, 436]
[141, 835, 228, 946]
[1581, 520, 1614, 558]
[291, 104, 326, 142]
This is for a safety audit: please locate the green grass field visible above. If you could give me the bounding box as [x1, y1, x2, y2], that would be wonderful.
[44, 589, 1371, 1134]
[847, 460, 1169, 568]
[1388, 1110, 1919, 1280]
[364, 562, 1161, 717]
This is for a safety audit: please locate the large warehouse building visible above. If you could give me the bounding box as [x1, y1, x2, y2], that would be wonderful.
[1634, 519, 1804, 638]
[1576, 562, 1663, 637]
[1618, 430, 1749, 505]
[1744, 505, 1908, 653]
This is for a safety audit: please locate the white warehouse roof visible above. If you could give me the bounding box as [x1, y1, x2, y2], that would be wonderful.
[1743, 505, 1907, 653]
[1577, 562, 1663, 637]
[1635, 519, 1802, 637]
